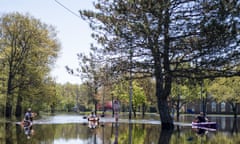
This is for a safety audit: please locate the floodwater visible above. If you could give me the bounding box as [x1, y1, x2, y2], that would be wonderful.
[1, 113, 240, 144]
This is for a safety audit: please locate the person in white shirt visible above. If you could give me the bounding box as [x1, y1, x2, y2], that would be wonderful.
[113, 99, 120, 121]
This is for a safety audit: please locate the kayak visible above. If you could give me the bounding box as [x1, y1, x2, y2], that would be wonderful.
[20, 120, 33, 128]
[87, 117, 100, 129]
[192, 122, 217, 129]
[192, 125, 217, 131]
[88, 117, 100, 121]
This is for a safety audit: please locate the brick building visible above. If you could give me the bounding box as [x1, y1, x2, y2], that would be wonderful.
[185, 100, 240, 114]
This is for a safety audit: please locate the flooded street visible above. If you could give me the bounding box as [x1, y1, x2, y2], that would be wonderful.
[0, 113, 240, 144]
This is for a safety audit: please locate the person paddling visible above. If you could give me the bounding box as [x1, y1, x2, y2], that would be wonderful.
[21, 108, 33, 127]
[25, 108, 33, 122]
[23, 108, 37, 127]
[22, 108, 36, 139]
[195, 112, 208, 123]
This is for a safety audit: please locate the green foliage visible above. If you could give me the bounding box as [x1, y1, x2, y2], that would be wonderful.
[56, 83, 79, 111]
[132, 81, 147, 107]
[0, 12, 60, 116]
[55, 83, 96, 112]
[208, 77, 240, 103]
[171, 79, 199, 102]
[111, 79, 147, 109]
[137, 77, 156, 105]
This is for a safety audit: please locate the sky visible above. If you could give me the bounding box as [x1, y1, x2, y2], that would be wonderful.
[0, 0, 95, 84]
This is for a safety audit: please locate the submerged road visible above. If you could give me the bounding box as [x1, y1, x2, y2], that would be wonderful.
[14, 114, 192, 127]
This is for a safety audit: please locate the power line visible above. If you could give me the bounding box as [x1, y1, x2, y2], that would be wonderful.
[54, 0, 81, 18]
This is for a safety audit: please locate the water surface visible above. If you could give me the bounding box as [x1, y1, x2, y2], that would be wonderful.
[1, 114, 240, 144]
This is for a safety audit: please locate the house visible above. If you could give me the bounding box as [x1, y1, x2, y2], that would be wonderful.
[185, 100, 240, 114]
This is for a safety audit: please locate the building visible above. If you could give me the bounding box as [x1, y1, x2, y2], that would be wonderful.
[185, 100, 240, 114]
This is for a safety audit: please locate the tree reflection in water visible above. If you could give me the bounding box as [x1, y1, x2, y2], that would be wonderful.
[232, 118, 238, 134]
[0, 115, 240, 143]
[5, 122, 13, 144]
[158, 129, 173, 144]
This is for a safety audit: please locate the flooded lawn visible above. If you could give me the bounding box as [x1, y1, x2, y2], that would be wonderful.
[1, 113, 240, 144]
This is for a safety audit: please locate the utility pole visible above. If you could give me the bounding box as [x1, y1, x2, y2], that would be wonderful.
[129, 49, 133, 120]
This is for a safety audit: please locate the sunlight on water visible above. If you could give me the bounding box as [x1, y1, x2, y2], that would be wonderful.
[33, 114, 87, 124]
[31, 114, 169, 125]
[54, 138, 99, 144]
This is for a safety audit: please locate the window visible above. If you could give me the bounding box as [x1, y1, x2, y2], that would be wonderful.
[221, 102, 226, 112]
[211, 102, 216, 112]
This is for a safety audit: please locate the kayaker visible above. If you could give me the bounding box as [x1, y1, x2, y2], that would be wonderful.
[24, 108, 33, 122]
[88, 111, 99, 121]
[87, 112, 99, 129]
[195, 112, 208, 123]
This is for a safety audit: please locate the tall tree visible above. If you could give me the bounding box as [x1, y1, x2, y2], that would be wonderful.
[78, 0, 239, 129]
[0, 12, 60, 117]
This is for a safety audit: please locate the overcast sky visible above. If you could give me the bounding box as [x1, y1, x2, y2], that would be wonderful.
[0, 0, 95, 84]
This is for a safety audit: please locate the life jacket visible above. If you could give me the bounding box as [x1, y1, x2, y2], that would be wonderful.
[197, 116, 206, 122]
[25, 112, 32, 121]
[23, 120, 31, 127]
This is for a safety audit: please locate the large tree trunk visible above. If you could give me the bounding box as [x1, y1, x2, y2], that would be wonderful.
[155, 70, 174, 129]
[158, 98, 174, 129]
[158, 129, 173, 144]
[154, 54, 174, 129]
[157, 0, 174, 130]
